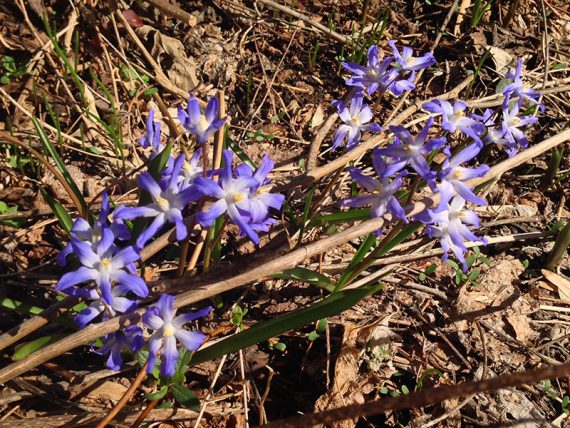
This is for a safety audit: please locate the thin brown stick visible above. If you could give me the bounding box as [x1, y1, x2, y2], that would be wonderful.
[0, 296, 77, 352]
[260, 361, 570, 428]
[130, 398, 159, 428]
[145, 0, 196, 26]
[114, 9, 189, 100]
[95, 362, 148, 428]
[257, 0, 348, 44]
[0, 129, 568, 384]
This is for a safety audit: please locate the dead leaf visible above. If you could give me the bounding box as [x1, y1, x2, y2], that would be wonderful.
[310, 104, 325, 129]
[487, 46, 514, 73]
[542, 269, 570, 301]
[313, 322, 364, 428]
[84, 380, 128, 402]
[136, 26, 199, 92]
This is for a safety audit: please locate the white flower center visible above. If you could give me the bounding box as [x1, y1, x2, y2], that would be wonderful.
[195, 115, 210, 134]
[163, 324, 176, 337]
[452, 170, 463, 180]
[351, 115, 360, 126]
[99, 258, 112, 274]
[510, 117, 521, 126]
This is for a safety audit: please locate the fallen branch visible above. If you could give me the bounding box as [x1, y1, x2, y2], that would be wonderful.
[261, 361, 570, 427]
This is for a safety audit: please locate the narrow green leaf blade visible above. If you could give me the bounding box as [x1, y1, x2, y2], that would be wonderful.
[32, 117, 87, 213]
[191, 285, 379, 365]
[13, 335, 64, 361]
[40, 188, 73, 233]
[271, 267, 334, 292]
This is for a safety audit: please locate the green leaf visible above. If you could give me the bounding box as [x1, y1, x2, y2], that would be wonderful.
[33, 117, 87, 215]
[148, 141, 174, 180]
[307, 331, 320, 341]
[1, 297, 44, 315]
[0, 201, 24, 228]
[425, 263, 438, 275]
[191, 285, 380, 365]
[336, 234, 377, 291]
[468, 268, 481, 281]
[171, 384, 200, 411]
[271, 267, 334, 292]
[307, 208, 370, 229]
[401, 385, 410, 395]
[13, 335, 64, 361]
[146, 385, 168, 401]
[137, 350, 161, 380]
[447, 260, 460, 271]
[40, 188, 73, 233]
[273, 342, 286, 351]
[227, 136, 256, 169]
[142, 87, 158, 96]
[316, 318, 327, 333]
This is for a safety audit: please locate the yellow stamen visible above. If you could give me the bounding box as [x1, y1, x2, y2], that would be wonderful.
[452, 170, 463, 180]
[163, 324, 176, 337]
[156, 196, 169, 210]
[351, 115, 360, 126]
[196, 115, 210, 133]
[232, 193, 245, 203]
[369, 69, 377, 77]
[101, 258, 111, 267]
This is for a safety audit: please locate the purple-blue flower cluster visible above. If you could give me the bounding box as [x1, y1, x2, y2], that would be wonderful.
[55, 93, 285, 378]
[337, 56, 542, 269]
[332, 41, 434, 151]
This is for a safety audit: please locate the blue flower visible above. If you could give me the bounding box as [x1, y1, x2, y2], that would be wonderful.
[178, 149, 203, 191]
[388, 41, 436, 71]
[73, 284, 138, 328]
[340, 149, 408, 235]
[234, 155, 285, 232]
[114, 155, 201, 249]
[143, 294, 211, 378]
[417, 196, 487, 270]
[385, 68, 416, 96]
[55, 228, 148, 305]
[471, 109, 518, 157]
[342, 45, 395, 95]
[501, 96, 538, 152]
[378, 117, 447, 187]
[195, 150, 283, 245]
[438, 143, 489, 206]
[503, 59, 544, 111]
[423, 99, 485, 142]
[94, 326, 145, 371]
[139, 109, 164, 157]
[332, 91, 382, 150]
[57, 192, 130, 266]
[178, 95, 226, 144]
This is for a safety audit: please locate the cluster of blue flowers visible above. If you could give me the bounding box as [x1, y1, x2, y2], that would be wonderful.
[334, 42, 542, 270]
[55, 41, 542, 376]
[56, 94, 285, 376]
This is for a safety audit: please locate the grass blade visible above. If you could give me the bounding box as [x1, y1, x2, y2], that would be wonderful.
[191, 284, 380, 365]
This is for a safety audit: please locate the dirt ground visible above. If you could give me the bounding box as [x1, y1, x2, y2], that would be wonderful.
[1, 0, 570, 427]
